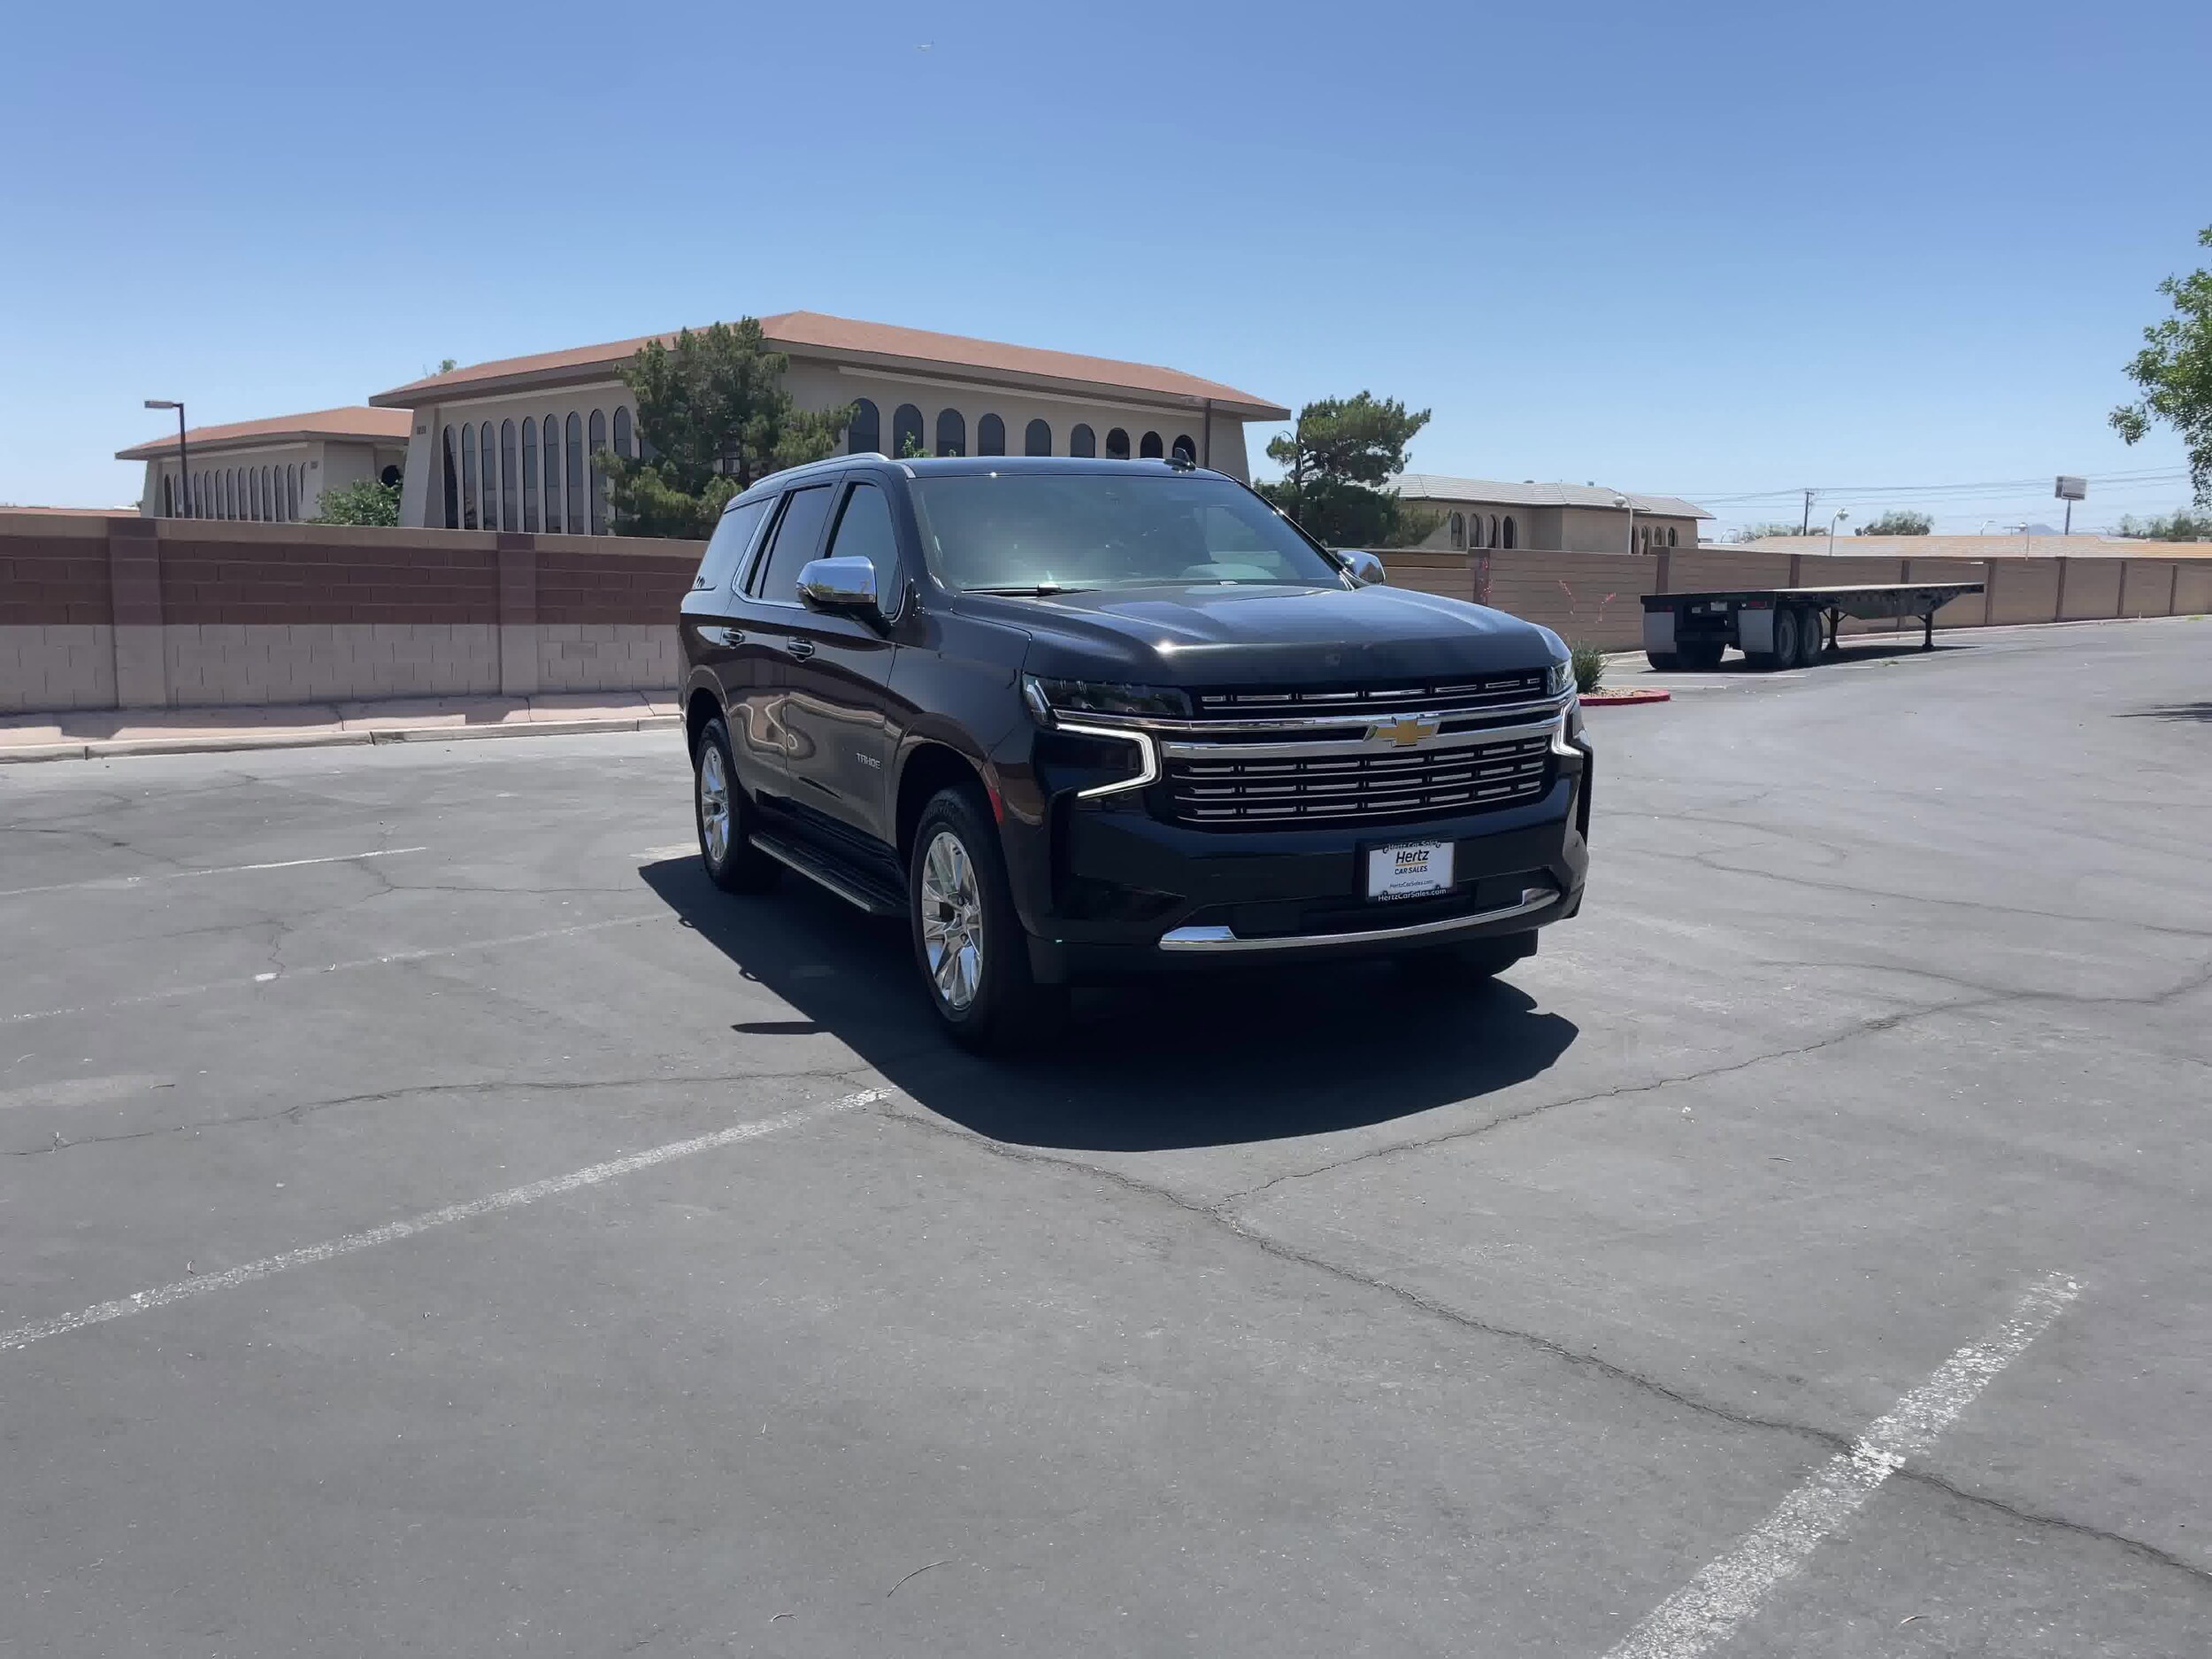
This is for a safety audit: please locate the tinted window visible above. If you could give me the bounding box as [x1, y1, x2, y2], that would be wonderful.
[825, 480, 900, 596]
[891, 403, 924, 459]
[1070, 423, 1095, 457]
[1105, 427, 1131, 459]
[1140, 431, 1164, 459]
[910, 473, 1343, 592]
[936, 408, 965, 457]
[751, 484, 836, 602]
[694, 496, 772, 592]
[977, 413, 1005, 457]
[1025, 419, 1051, 457]
[849, 398, 880, 455]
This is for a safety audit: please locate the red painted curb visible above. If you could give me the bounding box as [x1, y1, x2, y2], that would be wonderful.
[1579, 688, 1672, 706]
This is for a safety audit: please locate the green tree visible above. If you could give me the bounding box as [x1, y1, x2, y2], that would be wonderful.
[598, 319, 853, 538]
[1733, 521, 1818, 541]
[311, 477, 401, 526]
[2114, 509, 2212, 541]
[2111, 225, 2212, 506]
[1855, 509, 1932, 535]
[1256, 392, 1438, 547]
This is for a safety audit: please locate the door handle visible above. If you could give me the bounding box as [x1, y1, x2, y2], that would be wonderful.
[785, 639, 816, 659]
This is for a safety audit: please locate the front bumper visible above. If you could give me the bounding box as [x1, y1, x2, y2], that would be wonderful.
[1014, 734, 1591, 983]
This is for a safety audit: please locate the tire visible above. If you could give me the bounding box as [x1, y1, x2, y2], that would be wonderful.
[1645, 649, 1682, 672]
[1795, 608, 1824, 667]
[909, 785, 1065, 1052]
[1680, 639, 1724, 672]
[1767, 606, 1801, 671]
[694, 717, 780, 895]
[1410, 930, 1537, 983]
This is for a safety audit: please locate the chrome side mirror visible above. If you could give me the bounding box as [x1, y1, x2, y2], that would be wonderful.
[796, 556, 881, 619]
[1340, 549, 1387, 586]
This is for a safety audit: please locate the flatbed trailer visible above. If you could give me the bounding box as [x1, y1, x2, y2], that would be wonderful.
[1640, 582, 1985, 671]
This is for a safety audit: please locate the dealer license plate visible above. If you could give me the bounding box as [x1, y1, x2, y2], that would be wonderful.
[1366, 840, 1454, 902]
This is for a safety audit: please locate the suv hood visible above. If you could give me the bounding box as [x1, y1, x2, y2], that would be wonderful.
[998, 582, 1563, 687]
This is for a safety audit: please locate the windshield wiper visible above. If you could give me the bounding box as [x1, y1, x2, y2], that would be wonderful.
[966, 583, 1093, 595]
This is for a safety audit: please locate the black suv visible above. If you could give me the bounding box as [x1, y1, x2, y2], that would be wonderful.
[680, 455, 1590, 1049]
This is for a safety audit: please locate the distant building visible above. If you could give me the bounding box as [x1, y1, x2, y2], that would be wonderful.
[366, 311, 1289, 534]
[119, 408, 412, 523]
[1391, 474, 1710, 555]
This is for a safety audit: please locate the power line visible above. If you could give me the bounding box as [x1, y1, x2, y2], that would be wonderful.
[1686, 466, 2190, 504]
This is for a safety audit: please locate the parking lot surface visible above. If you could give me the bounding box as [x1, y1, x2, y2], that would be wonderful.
[3, 618, 2208, 1656]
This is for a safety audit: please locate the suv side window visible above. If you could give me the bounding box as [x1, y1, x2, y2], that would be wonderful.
[692, 496, 772, 592]
[749, 483, 836, 603]
[824, 480, 901, 607]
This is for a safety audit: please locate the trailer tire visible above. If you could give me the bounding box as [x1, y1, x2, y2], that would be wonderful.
[1681, 640, 1724, 672]
[1794, 608, 1824, 667]
[1645, 649, 1681, 672]
[1751, 607, 1800, 672]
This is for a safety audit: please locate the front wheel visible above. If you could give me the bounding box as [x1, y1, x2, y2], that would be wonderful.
[909, 786, 1064, 1052]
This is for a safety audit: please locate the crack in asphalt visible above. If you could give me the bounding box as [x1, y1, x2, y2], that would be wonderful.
[867, 1098, 2212, 1593]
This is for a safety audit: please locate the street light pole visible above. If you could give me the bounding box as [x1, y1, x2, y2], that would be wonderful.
[1828, 508, 1849, 555]
[144, 399, 190, 518]
[1611, 494, 1638, 554]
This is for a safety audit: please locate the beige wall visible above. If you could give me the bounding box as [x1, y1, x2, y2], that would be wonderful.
[137, 439, 403, 523]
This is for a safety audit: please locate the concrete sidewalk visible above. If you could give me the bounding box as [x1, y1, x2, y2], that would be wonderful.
[0, 692, 680, 763]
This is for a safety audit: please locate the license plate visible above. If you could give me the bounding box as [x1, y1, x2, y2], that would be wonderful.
[1366, 840, 1454, 901]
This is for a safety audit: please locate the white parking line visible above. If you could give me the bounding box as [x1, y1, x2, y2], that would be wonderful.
[1602, 1270, 2079, 1659]
[3, 914, 656, 1025]
[0, 846, 427, 901]
[0, 1087, 889, 1356]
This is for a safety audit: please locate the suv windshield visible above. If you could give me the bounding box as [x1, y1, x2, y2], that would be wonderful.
[909, 472, 1346, 593]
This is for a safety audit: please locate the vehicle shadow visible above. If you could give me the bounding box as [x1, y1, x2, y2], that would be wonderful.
[638, 857, 1579, 1153]
[2117, 701, 2212, 723]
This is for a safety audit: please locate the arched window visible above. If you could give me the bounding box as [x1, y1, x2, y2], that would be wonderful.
[161, 475, 174, 517]
[1502, 516, 1517, 549]
[1025, 419, 1051, 456]
[1488, 514, 1501, 549]
[263, 466, 275, 519]
[1105, 427, 1131, 459]
[480, 424, 497, 533]
[1070, 423, 1096, 457]
[1171, 434, 1196, 465]
[978, 413, 1005, 456]
[565, 413, 585, 534]
[1639, 525, 1650, 551]
[499, 419, 519, 531]
[287, 464, 300, 521]
[1140, 431, 1164, 459]
[1667, 526, 1678, 548]
[253, 468, 266, 520]
[848, 398, 880, 456]
[223, 469, 235, 519]
[613, 406, 632, 460]
[587, 409, 609, 534]
[542, 412, 563, 532]
[1448, 511, 1465, 549]
[460, 424, 479, 529]
[520, 419, 539, 532]
[935, 408, 965, 457]
[892, 403, 924, 459]
[442, 427, 460, 529]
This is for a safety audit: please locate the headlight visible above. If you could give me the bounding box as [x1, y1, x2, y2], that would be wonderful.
[1545, 658, 1577, 700]
[1022, 675, 1190, 721]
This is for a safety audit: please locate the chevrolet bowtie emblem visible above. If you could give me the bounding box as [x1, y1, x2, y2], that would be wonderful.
[1372, 716, 1440, 748]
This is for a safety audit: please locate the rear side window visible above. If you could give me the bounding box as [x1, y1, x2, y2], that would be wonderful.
[750, 484, 836, 603]
[825, 480, 901, 597]
[692, 496, 771, 591]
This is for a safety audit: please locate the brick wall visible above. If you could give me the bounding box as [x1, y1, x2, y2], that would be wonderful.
[0, 514, 701, 714]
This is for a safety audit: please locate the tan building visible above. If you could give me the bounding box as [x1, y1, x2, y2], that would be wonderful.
[368, 311, 1289, 534]
[118, 407, 411, 523]
[1393, 473, 1710, 555]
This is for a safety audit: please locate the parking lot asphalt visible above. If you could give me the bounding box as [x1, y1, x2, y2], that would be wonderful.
[2, 617, 2208, 1656]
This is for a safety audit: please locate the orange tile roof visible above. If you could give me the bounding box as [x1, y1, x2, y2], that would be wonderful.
[116, 406, 412, 461]
[370, 311, 1289, 419]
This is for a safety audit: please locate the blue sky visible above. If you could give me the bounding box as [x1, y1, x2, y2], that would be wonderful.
[4, 0, 2206, 535]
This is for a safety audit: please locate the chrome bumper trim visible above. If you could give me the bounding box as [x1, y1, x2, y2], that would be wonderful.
[1157, 887, 1558, 954]
[1159, 714, 1560, 762]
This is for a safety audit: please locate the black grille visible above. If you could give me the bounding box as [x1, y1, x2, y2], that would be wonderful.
[1193, 672, 1547, 721]
[1167, 733, 1551, 827]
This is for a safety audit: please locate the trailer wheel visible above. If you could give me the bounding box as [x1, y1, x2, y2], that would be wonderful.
[1681, 640, 1724, 672]
[1645, 649, 1681, 672]
[1793, 608, 1824, 667]
[1749, 607, 1799, 672]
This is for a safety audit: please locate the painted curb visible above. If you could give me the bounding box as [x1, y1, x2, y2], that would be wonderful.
[1580, 688, 1672, 706]
[2, 715, 681, 764]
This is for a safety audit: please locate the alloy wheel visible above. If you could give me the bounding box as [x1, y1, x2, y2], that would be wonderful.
[919, 829, 984, 1011]
[698, 743, 731, 865]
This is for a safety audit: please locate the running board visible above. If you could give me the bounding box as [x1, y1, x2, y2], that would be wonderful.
[748, 830, 904, 917]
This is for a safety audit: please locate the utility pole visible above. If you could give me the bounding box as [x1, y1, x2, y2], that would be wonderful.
[1800, 488, 1815, 535]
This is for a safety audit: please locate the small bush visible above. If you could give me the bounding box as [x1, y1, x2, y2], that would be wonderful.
[1571, 641, 1606, 694]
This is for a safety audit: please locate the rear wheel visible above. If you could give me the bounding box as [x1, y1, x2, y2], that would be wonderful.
[1795, 607, 1824, 666]
[910, 786, 1065, 1052]
[1645, 650, 1682, 672]
[695, 718, 780, 895]
[1680, 639, 1724, 672]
